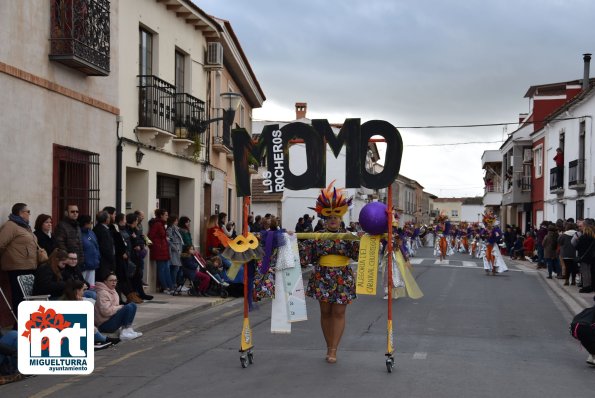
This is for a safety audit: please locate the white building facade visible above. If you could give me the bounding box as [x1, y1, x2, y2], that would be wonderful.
[0, 0, 118, 227]
[543, 88, 595, 221]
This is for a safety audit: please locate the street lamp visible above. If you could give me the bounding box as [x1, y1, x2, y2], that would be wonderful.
[198, 92, 243, 133]
[135, 145, 145, 165]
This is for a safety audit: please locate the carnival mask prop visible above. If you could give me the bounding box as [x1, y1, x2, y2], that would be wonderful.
[310, 180, 353, 218]
[228, 233, 259, 253]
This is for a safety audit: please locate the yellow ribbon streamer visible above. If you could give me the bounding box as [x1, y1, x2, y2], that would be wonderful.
[227, 261, 243, 280]
[394, 250, 424, 299]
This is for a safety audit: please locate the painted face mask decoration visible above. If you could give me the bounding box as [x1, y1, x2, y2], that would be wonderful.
[228, 233, 259, 253]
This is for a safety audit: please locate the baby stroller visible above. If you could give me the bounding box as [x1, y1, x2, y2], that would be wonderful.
[196, 252, 230, 298]
[174, 252, 229, 298]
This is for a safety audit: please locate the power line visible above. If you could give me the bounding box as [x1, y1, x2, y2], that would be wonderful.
[406, 140, 502, 147]
[256, 115, 588, 129]
[395, 115, 587, 129]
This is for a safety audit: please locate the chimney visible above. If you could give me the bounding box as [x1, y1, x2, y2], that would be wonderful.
[295, 102, 307, 119]
[583, 53, 591, 91]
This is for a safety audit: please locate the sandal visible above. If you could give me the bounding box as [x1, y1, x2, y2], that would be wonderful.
[326, 348, 337, 364]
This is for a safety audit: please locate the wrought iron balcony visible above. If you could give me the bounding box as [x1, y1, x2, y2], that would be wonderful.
[174, 93, 205, 140]
[212, 121, 233, 155]
[568, 159, 585, 189]
[49, 0, 110, 76]
[212, 134, 233, 156]
[520, 175, 531, 191]
[138, 75, 176, 134]
[549, 166, 564, 193]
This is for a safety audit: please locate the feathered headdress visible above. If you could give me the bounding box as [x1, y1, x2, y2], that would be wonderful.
[482, 211, 497, 228]
[434, 211, 449, 224]
[310, 180, 353, 218]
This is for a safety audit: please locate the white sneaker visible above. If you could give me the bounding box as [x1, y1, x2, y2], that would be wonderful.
[128, 329, 142, 338]
[180, 286, 190, 292]
[587, 354, 595, 366]
[120, 327, 140, 341]
[383, 294, 389, 300]
[221, 281, 230, 287]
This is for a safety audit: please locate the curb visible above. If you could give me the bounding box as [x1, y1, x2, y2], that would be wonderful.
[135, 297, 232, 333]
[510, 259, 592, 313]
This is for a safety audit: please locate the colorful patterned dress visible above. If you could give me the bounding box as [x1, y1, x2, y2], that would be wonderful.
[299, 228, 360, 304]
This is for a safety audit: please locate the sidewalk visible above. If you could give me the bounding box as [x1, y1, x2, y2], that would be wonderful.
[508, 258, 594, 314]
[132, 293, 232, 332]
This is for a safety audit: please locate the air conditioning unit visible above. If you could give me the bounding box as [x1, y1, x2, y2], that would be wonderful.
[523, 148, 533, 163]
[206, 42, 223, 67]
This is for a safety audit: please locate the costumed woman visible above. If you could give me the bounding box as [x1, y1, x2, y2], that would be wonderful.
[422, 225, 435, 247]
[482, 212, 508, 275]
[433, 213, 451, 262]
[298, 183, 359, 364]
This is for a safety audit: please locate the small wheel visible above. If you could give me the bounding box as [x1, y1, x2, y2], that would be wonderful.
[240, 356, 248, 368]
[386, 357, 394, 373]
[247, 351, 254, 364]
[220, 289, 229, 298]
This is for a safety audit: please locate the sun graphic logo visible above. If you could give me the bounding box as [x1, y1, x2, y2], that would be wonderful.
[18, 301, 94, 375]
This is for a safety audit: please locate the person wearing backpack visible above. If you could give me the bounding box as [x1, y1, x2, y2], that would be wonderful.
[559, 222, 578, 286]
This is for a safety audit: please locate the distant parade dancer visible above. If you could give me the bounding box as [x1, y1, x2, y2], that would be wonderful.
[481, 211, 508, 275]
[433, 213, 451, 262]
[422, 225, 435, 247]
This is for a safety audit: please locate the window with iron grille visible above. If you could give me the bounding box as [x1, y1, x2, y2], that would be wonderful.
[52, 144, 100, 223]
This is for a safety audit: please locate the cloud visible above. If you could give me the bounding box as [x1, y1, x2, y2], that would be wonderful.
[198, 0, 595, 196]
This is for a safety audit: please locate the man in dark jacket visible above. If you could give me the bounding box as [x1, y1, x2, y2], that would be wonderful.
[54, 204, 84, 268]
[93, 211, 115, 281]
[535, 222, 548, 269]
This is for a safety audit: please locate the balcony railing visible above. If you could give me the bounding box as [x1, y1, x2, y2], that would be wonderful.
[520, 175, 531, 191]
[568, 159, 585, 188]
[174, 93, 205, 140]
[138, 75, 176, 134]
[484, 184, 503, 194]
[550, 166, 564, 192]
[49, 0, 110, 76]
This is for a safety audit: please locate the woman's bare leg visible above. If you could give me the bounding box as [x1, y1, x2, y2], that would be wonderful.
[319, 301, 333, 358]
[327, 303, 347, 363]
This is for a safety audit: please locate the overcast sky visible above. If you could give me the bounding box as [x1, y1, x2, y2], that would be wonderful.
[197, 0, 595, 197]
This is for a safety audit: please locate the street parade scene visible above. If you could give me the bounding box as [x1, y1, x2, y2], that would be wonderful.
[2, 0, 595, 397]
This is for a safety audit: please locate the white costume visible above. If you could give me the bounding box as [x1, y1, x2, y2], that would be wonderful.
[482, 242, 508, 273]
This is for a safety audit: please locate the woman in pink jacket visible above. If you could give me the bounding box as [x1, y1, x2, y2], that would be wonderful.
[94, 272, 142, 340]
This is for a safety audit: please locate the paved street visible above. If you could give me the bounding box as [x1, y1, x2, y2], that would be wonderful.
[4, 246, 595, 397]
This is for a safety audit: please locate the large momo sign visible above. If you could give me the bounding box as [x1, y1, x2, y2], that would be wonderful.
[232, 119, 403, 197]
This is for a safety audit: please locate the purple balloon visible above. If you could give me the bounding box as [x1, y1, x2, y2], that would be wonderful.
[359, 202, 388, 235]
